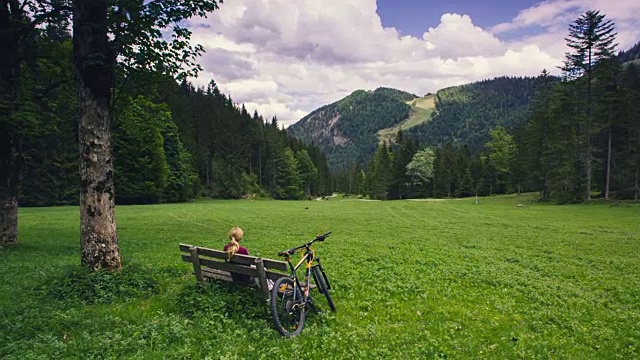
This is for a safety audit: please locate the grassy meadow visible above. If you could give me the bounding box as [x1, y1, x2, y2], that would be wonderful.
[1, 195, 639, 359]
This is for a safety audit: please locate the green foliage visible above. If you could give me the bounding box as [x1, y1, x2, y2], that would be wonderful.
[560, 10, 618, 200]
[296, 149, 318, 198]
[274, 148, 303, 200]
[2, 198, 640, 358]
[388, 130, 419, 199]
[42, 264, 160, 305]
[17, 53, 330, 205]
[18, 38, 78, 206]
[485, 126, 516, 194]
[433, 143, 458, 197]
[159, 80, 330, 200]
[114, 96, 170, 204]
[406, 147, 436, 194]
[561, 10, 617, 81]
[106, 0, 223, 80]
[366, 142, 393, 199]
[162, 118, 198, 202]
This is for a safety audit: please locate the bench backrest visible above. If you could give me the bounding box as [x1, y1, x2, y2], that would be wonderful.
[179, 243, 289, 282]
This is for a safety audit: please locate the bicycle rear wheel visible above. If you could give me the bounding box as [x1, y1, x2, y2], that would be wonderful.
[270, 277, 306, 337]
[312, 266, 336, 312]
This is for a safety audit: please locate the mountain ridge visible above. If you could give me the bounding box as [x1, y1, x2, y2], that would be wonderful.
[287, 77, 538, 169]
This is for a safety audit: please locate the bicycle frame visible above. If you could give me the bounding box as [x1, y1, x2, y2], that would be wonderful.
[281, 246, 316, 304]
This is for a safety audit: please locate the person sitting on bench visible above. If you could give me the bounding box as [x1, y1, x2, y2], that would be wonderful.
[223, 226, 274, 290]
[223, 226, 252, 284]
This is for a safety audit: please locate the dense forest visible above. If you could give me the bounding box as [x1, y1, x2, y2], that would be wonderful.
[407, 76, 543, 151]
[332, 16, 640, 203]
[288, 87, 417, 169]
[11, 28, 332, 208]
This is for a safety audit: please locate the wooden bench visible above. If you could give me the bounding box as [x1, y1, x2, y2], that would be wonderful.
[179, 243, 290, 301]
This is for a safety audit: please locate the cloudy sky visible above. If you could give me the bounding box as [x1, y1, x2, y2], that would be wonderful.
[185, 0, 640, 127]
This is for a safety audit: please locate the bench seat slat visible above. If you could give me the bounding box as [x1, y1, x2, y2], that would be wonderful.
[182, 254, 288, 282]
[201, 268, 313, 290]
[199, 257, 259, 277]
[201, 268, 234, 282]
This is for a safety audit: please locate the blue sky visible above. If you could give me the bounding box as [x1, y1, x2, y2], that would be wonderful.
[377, 0, 540, 38]
[186, 0, 640, 126]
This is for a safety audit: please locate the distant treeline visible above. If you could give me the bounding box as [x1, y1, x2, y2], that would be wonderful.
[18, 35, 331, 207]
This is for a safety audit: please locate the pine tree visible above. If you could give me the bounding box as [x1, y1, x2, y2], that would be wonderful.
[485, 126, 516, 194]
[113, 96, 169, 204]
[594, 57, 624, 199]
[561, 10, 617, 200]
[524, 69, 557, 200]
[369, 142, 392, 199]
[296, 149, 318, 198]
[546, 82, 583, 203]
[621, 64, 640, 201]
[433, 142, 457, 197]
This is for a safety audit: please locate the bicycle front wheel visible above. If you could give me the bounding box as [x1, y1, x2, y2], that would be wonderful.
[270, 277, 306, 337]
[312, 266, 336, 312]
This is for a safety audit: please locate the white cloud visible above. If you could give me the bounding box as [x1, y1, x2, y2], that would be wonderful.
[422, 13, 505, 59]
[492, 0, 640, 55]
[186, 0, 639, 127]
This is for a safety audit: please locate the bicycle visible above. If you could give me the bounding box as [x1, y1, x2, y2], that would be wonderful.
[270, 231, 336, 337]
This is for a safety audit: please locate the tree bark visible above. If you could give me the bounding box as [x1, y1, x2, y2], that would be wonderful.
[586, 47, 592, 201]
[73, 0, 120, 270]
[604, 126, 612, 200]
[0, 129, 19, 246]
[634, 160, 639, 203]
[635, 132, 640, 203]
[0, 2, 23, 246]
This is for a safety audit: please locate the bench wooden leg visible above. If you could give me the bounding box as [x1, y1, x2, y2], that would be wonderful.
[254, 258, 270, 301]
[189, 246, 204, 283]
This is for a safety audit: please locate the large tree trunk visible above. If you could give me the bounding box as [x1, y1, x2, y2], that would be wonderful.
[0, 130, 19, 246]
[0, 2, 23, 247]
[73, 0, 121, 270]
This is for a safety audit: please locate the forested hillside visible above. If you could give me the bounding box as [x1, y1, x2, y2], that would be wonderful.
[287, 87, 416, 169]
[618, 41, 640, 63]
[15, 33, 331, 207]
[406, 76, 543, 150]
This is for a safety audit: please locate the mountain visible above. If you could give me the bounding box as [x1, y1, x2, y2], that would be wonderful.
[288, 77, 540, 169]
[287, 87, 418, 169]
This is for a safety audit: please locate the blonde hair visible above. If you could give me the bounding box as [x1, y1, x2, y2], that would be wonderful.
[226, 227, 244, 261]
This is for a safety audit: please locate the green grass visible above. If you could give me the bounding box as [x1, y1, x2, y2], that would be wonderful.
[378, 95, 436, 143]
[2, 195, 640, 359]
[410, 94, 436, 110]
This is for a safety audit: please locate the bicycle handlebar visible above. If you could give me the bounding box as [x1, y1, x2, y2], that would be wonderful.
[277, 231, 331, 256]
